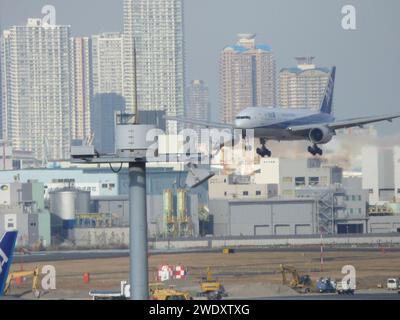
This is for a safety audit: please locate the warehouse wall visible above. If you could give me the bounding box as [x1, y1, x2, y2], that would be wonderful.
[368, 216, 400, 233]
[210, 199, 316, 237]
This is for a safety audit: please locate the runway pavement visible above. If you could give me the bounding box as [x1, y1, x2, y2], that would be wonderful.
[13, 246, 400, 264]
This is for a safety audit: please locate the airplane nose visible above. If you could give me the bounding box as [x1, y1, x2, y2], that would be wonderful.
[234, 119, 243, 128]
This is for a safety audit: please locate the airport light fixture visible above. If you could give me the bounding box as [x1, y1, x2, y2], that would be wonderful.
[71, 114, 214, 300]
[71, 113, 155, 300]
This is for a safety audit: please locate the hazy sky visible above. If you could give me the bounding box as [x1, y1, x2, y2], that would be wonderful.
[1, 0, 399, 134]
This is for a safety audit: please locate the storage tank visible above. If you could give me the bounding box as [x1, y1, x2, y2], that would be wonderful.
[49, 188, 90, 229]
[177, 189, 187, 221]
[163, 189, 174, 236]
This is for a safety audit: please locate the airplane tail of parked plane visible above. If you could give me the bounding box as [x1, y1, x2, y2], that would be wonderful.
[319, 66, 336, 115]
[0, 230, 18, 296]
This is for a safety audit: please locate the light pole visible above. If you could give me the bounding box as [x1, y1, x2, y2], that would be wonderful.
[71, 113, 155, 300]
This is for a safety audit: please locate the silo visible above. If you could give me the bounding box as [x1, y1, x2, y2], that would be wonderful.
[49, 188, 91, 231]
[177, 189, 187, 222]
[177, 189, 189, 236]
[163, 189, 174, 236]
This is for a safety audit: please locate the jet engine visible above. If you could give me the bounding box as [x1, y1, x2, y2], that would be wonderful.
[308, 126, 334, 144]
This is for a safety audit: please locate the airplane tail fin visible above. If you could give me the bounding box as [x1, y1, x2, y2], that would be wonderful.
[319, 66, 336, 114]
[0, 231, 18, 296]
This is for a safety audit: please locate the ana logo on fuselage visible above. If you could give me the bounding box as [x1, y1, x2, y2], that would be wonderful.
[0, 248, 8, 274]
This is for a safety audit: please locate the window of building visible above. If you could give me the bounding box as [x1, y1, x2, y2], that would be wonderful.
[350, 209, 354, 214]
[352, 195, 356, 201]
[397, 189, 400, 194]
[309, 177, 319, 186]
[358, 195, 362, 201]
[282, 177, 293, 183]
[224, 192, 227, 196]
[256, 191, 261, 196]
[109, 183, 115, 188]
[102, 184, 108, 188]
[243, 191, 249, 196]
[320, 176, 328, 185]
[369, 189, 373, 194]
[345, 196, 349, 201]
[295, 177, 305, 186]
[282, 190, 294, 196]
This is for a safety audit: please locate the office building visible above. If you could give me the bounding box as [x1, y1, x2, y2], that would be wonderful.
[1, 18, 71, 161]
[219, 34, 276, 124]
[279, 57, 330, 110]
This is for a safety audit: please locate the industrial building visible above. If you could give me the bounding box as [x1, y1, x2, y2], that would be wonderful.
[253, 157, 342, 198]
[208, 174, 278, 200]
[362, 146, 395, 204]
[0, 180, 51, 247]
[210, 198, 318, 236]
[338, 176, 369, 234]
[394, 146, 400, 203]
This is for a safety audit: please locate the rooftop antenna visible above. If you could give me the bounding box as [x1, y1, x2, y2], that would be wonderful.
[133, 38, 139, 124]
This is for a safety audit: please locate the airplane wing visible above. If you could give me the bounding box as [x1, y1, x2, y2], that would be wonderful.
[289, 113, 400, 134]
[165, 116, 234, 129]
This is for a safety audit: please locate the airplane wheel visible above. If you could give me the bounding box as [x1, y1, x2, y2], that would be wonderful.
[257, 148, 271, 158]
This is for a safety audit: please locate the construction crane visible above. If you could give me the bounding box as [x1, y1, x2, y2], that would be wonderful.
[279, 264, 312, 293]
[4, 266, 41, 298]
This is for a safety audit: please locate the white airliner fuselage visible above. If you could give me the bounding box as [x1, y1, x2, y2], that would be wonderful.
[170, 66, 400, 157]
[234, 106, 334, 141]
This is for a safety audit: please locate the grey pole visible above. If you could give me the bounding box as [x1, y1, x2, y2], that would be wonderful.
[129, 161, 149, 300]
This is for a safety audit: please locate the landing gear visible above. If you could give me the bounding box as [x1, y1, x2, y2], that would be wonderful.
[256, 138, 272, 158]
[308, 144, 323, 156]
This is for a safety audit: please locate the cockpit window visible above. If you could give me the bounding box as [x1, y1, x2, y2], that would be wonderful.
[236, 116, 251, 120]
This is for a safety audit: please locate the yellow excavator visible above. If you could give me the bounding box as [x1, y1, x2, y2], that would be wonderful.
[4, 266, 41, 298]
[198, 267, 227, 300]
[279, 264, 313, 294]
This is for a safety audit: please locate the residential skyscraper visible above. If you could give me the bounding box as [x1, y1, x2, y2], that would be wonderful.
[279, 57, 330, 110]
[123, 0, 185, 134]
[70, 37, 93, 141]
[122, 0, 137, 114]
[1, 18, 71, 161]
[219, 34, 276, 124]
[91, 32, 125, 153]
[185, 80, 210, 134]
[92, 32, 124, 96]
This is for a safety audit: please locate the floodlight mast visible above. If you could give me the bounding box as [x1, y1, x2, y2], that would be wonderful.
[70, 40, 151, 300]
[71, 114, 153, 300]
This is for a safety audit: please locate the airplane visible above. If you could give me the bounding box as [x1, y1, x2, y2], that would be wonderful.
[0, 230, 18, 296]
[170, 67, 400, 157]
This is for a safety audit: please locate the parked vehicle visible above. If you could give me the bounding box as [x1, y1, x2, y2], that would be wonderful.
[336, 280, 355, 295]
[316, 277, 336, 293]
[387, 278, 400, 290]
